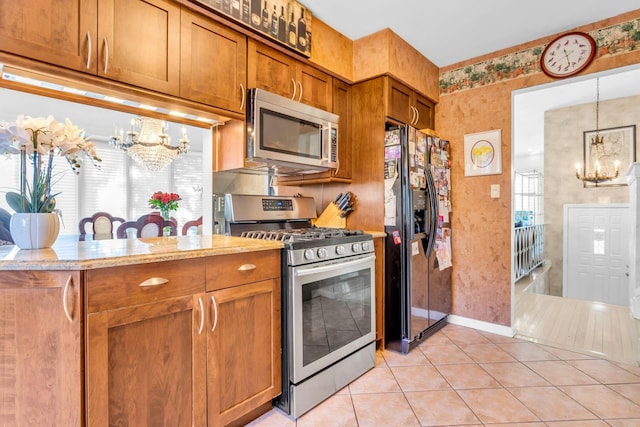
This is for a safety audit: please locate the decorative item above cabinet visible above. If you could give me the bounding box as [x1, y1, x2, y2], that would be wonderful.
[192, 0, 312, 57]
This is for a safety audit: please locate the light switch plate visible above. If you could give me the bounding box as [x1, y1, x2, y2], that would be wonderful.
[490, 184, 500, 198]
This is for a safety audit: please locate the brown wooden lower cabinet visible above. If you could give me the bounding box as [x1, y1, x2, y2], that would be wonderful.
[0, 250, 281, 426]
[207, 279, 281, 427]
[86, 293, 208, 426]
[0, 271, 83, 427]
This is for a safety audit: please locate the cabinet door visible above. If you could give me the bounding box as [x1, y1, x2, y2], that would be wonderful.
[97, 0, 180, 95]
[181, 8, 247, 112]
[414, 93, 435, 130]
[247, 39, 296, 99]
[207, 279, 281, 427]
[0, 271, 82, 426]
[331, 78, 352, 180]
[386, 78, 413, 124]
[87, 293, 207, 427]
[296, 63, 332, 111]
[0, 0, 98, 73]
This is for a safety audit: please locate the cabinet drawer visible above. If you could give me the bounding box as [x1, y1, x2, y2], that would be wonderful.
[87, 258, 205, 313]
[206, 250, 280, 291]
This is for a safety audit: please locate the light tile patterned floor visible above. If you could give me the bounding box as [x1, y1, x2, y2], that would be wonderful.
[246, 323, 640, 426]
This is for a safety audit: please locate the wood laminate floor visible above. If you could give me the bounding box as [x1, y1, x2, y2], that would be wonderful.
[514, 267, 640, 367]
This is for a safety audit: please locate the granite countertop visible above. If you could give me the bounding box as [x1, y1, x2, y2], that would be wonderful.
[0, 235, 284, 271]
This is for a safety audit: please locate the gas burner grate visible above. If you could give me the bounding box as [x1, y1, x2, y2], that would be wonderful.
[240, 227, 365, 244]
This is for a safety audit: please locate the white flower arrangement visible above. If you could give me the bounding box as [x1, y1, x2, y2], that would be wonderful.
[0, 115, 101, 213]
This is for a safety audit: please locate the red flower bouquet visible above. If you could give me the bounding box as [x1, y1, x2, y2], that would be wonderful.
[149, 191, 181, 220]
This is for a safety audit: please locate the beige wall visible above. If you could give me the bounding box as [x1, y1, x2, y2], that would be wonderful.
[544, 96, 640, 296]
[437, 10, 640, 326]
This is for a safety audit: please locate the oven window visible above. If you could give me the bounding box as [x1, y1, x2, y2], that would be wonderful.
[301, 267, 372, 366]
[260, 109, 321, 159]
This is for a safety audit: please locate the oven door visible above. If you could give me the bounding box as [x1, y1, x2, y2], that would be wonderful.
[289, 253, 376, 384]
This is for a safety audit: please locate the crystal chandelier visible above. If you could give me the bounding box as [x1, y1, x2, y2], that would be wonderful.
[109, 116, 189, 171]
[575, 78, 620, 185]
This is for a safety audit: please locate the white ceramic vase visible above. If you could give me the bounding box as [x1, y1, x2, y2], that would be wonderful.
[10, 212, 60, 249]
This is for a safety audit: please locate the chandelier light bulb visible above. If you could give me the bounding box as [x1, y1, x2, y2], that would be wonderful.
[109, 116, 190, 171]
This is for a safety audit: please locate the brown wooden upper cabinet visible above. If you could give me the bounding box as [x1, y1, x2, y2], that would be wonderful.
[0, 0, 98, 75]
[0, 0, 181, 96]
[386, 78, 434, 130]
[180, 8, 247, 113]
[247, 39, 332, 111]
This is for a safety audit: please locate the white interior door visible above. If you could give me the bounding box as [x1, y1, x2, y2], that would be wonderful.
[563, 204, 630, 306]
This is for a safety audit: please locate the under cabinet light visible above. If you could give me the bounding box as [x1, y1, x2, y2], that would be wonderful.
[0, 64, 218, 126]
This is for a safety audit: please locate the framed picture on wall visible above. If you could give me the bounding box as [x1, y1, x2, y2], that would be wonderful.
[464, 129, 502, 176]
[582, 125, 636, 187]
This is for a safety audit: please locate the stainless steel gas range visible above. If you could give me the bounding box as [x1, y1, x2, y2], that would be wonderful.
[222, 194, 376, 419]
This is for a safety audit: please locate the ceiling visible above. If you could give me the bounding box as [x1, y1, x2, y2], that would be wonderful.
[298, 0, 640, 67]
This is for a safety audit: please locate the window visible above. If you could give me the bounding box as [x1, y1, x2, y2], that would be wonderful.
[0, 141, 203, 235]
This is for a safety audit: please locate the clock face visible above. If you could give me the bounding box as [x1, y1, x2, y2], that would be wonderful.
[540, 32, 596, 78]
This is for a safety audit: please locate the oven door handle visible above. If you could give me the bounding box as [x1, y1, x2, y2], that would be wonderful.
[293, 254, 375, 277]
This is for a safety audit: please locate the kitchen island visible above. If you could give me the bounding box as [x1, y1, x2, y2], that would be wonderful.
[0, 235, 284, 427]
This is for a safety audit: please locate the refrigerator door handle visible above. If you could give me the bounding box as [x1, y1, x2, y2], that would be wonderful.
[424, 167, 439, 257]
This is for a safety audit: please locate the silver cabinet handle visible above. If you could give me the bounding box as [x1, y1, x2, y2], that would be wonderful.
[197, 297, 204, 335]
[297, 80, 303, 102]
[410, 106, 417, 125]
[291, 78, 297, 100]
[85, 31, 92, 70]
[138, 277, 169, 287]
[414, 106, 420, 126]
[103, 37, 109, 74]
[62, 275, 74, 323]
[238, 263, 256, 271]
[210, 295, 218, 333]
[240, 83, 246, 111]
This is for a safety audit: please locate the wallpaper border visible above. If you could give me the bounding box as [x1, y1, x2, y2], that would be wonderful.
[439, 18, 640, 95]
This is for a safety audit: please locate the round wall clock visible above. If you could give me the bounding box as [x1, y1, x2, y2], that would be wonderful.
[540, 32, 596, 78]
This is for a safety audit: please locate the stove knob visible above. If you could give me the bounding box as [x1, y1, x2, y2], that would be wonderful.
[352, 242, 362, 253]
[362, 242, 371, 251]
[304, 249, 315, 260]
[336, 245, 346, 255]
[317, 248, 328, 258]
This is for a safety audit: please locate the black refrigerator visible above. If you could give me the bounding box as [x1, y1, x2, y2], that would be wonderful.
[383, 124, 452, 353]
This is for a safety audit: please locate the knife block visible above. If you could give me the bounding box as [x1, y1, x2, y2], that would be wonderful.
[312, 202, 346, 229]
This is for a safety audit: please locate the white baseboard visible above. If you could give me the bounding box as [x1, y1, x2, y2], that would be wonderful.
[447, 314, 515, 337]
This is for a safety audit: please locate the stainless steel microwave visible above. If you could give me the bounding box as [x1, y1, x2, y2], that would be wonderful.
[246, 88, 338, 174]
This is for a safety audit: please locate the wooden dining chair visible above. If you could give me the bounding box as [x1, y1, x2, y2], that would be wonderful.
[79, 212, 125, 239]
[116, 214, 177, 239]
[182, 216, 203, 235]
